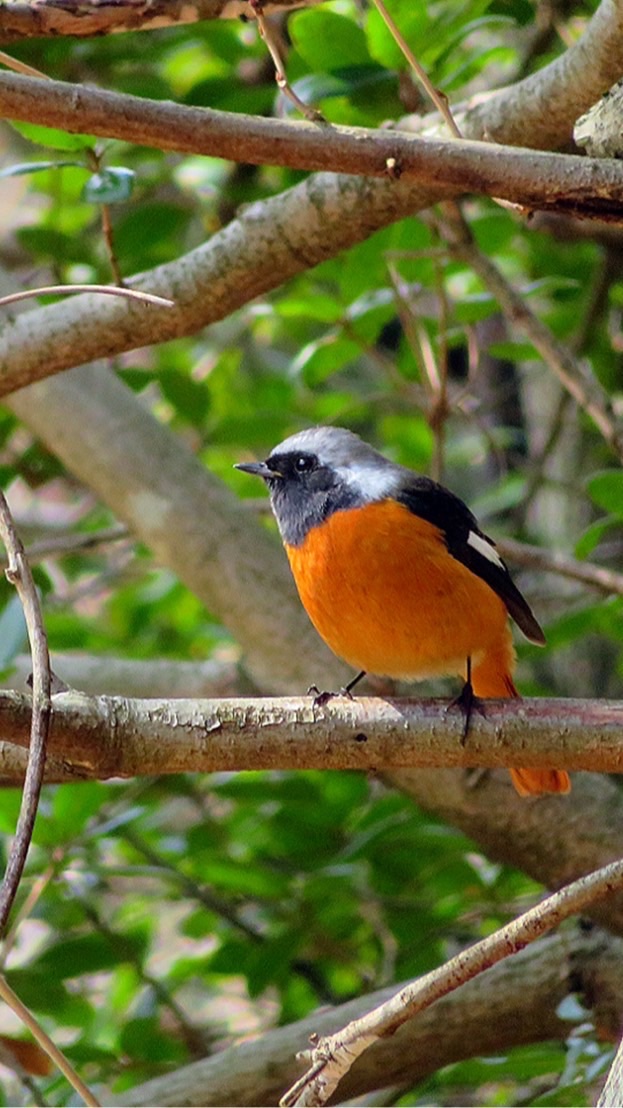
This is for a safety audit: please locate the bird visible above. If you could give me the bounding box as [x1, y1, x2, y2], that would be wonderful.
[236, 425, 570, 798]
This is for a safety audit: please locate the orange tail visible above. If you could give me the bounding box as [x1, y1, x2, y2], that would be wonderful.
[471, 650, 571, 798]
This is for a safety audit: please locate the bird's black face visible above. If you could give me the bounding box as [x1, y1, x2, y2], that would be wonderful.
[236, 450, 357, 546]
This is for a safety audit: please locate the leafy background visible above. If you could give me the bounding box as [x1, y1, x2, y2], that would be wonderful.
[0, 0, 621, 1104]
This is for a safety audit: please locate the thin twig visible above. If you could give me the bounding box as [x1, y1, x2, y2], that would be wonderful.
[368, 0, 461, 137]
[248, 1, 324, 122]
[0, 284, 173, 310]
[0, 50, 49, 80]
[0, 494, 51, 934]
[496, 537, 623, 597]
[0, 975, 100, 1106]
[437, 208, 623, 461]
[0, 524, 130, 570]
[85, 147, 126, 286]
[281, 853, 623, 1105]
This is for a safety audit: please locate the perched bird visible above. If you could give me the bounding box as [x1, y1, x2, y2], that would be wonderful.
[236, 426, 570, 797]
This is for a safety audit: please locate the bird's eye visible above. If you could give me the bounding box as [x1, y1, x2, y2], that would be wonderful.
[295, 455, 314, 473]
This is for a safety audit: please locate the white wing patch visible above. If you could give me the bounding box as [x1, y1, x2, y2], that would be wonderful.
[467, 530, 505, 569]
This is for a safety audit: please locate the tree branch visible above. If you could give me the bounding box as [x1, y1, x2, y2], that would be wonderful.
[119, 926, 623, 1108]
[0, 690, 621, 781]
[1, 0, 622, 397]
[282, 857, 623, 1106]
[1, 72, 623, 217]
[496, 537, 623, 597]
[0, 493, 51, 934]
[0, 0, 319, 43]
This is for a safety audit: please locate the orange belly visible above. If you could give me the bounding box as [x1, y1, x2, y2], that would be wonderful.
[285, 499, 514, 682]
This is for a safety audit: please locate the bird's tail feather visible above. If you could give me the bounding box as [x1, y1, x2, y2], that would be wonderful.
[471, 653, 570, 797]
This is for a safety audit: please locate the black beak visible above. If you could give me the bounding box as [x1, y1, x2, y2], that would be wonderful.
[234, 460, 274, 480]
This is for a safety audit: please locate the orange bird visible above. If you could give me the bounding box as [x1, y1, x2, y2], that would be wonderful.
[237, 426, 570, 797]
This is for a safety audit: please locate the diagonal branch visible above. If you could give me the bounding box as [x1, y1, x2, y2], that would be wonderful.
[118, 926, 623, 1108]
[439, 209, 623, 459]
[281, 855, 623, 1106]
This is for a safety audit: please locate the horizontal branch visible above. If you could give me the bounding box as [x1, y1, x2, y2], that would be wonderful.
[0, 0, 318, 42]
[2, 651, 243, 698]
[496, 537, 623, 596]
[1, 73, 623, 217]
[0, 690, 622, 781]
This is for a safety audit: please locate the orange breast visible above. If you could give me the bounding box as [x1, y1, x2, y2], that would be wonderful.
[285, 499, 513, 681]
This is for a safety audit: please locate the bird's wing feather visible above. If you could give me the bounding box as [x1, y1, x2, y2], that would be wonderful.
[395, 479, 545, 645]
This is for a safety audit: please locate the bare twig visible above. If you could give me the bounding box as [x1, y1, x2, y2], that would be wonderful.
[281, 854, 623, 1105]
[438, 210, 623, 461]
[0, 284, 173, 310]
[84, 147, 126, 286]
[0, 494, 51, 933]
[0, 975, 100, 1106]
[368, 0, 461, 137]
[0, 49, 49, 79]
[496, 537, 623, 597]
[248, 1, 323, 122]
[0, 524, 130, 568]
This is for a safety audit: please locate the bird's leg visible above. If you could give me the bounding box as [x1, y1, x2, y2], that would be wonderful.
[309, 670, 366, 709]
[449, 656, 486, 744]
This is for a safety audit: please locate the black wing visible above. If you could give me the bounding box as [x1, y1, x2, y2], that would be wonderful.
[395, 478, 545, 645]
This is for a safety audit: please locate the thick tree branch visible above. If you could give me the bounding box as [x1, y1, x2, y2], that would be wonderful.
[9, 364, 345, 696]
[1, 73, 623, 217]
[0, 0, 622, 396]
[457, 0, 623, 150]
[3, 651, 244, 698]
[0, 689, 620, 781]
[0, 0, 318, 42]
[118, 926, 623, 1107]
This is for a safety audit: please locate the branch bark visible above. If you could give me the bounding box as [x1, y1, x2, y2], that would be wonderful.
[0, 0, 319, 42]
[117, 926, 623, 1107]
[0, 0, 622, 396]
[0, 689, 620, 781]
[283, 858, 623, 1106]
[1, 73, 623, 214]
[3, 651, 244, 698]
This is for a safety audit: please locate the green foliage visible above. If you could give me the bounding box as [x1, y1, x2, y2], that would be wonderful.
[0, 1, 620, 1105]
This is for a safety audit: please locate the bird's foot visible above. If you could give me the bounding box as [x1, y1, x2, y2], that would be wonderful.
[308, 684, 355, 709]
[448, 679, 486, 745]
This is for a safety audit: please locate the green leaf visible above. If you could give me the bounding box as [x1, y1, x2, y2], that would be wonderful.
[10, 121, 97, 151]
[31, 932, 143, 979]
[586, 470, 623, 518]
[290, 10, 371, 70]
[575, 516, 618, 559]
[82, 166, 135, 204]
[291, 333, 362, 385]
[158, 370, 210, 428]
